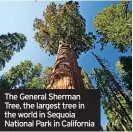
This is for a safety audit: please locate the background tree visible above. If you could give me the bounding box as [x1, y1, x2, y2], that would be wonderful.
[41, 66, 53, 88]
[27, 67, 92, 89]
[33, 1, 95, 89]
[91, 51, 132, 110]
[0, 60, 42, 89]
[0, 63, 93, 89]
[92, 68, 132, 131]
[116, 56, 132, 95]
[81, 68, 94, 89]
[94, 1, 132, 52]
[0, 32, 27, 70]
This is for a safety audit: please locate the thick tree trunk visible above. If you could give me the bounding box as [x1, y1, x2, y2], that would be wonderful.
[47, 40, 84, 89]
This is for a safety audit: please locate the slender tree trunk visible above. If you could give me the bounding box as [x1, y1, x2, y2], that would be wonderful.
[121, 123, 127, 132]
[47, 40, 84, 89]
[119, 118, 130, 132]
[91, 51, 132, 110]
[101, 85, 130, 130]
[10, 72, 21, 88]
[93, 70, 131, 130]
[109, 86, 132, 124]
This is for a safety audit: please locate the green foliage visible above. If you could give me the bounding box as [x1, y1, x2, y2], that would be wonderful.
[81, 68, 94, 89]
[92, 68, 132, 131]
[91, 52, 132, 131]
[0, 62, 54, 89]
[26, 77, 45, 89]
[27, 67, 94, 89]
[94, 1, 132, 52]
[42, 66, 53, 88]
[116, 56, 132, 94]
[0, 60, 42, 89]
[33, 1, 95, 57]
[27, 66, 93, 89]
[91, 52, 132, 109]
[0, 75, 10, 89]
[0, 33, 27, 70]
[1, 62, 94, 89]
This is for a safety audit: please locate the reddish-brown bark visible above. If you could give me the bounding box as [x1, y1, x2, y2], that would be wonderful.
[47, 40, 84, 89]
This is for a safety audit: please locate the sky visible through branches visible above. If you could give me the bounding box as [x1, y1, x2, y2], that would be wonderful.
[0, 1, 132, 129]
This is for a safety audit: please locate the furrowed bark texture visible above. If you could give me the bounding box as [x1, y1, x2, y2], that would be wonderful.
[47, 40, 84, 89]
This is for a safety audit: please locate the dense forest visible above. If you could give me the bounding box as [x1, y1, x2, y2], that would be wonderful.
[0, 1, 132, 131]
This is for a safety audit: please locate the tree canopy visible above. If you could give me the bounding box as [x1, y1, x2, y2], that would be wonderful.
[0, 1, 132, 131]
[94, 1, 132, 52]
[0, 63, 93, 89]
[0, 32, 27, 70]
[116, 56, 132, 94]
[92, 68, 132, 131]
[0, 60, 42, 89]
[41, 66, 53, 88]
[33, 1, 95, 57]
[81, 68, 94, 89]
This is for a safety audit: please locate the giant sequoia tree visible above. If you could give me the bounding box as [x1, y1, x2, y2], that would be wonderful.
[0, 33, 27, 70]
[0, 62, 92, 89]
[94, 1, 132, 52]
[33, 1, 95, 89]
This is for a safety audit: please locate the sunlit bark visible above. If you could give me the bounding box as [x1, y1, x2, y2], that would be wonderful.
[47, 40, 84, 89]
